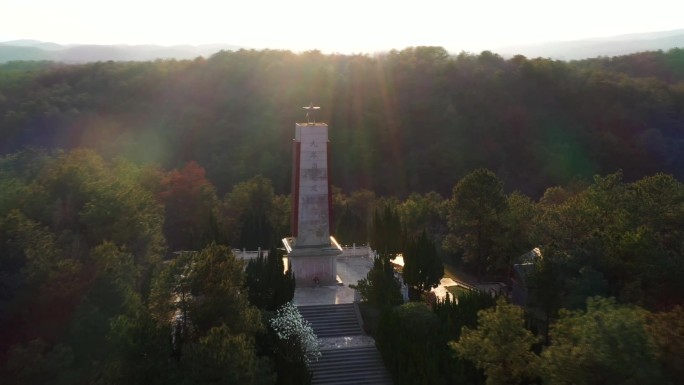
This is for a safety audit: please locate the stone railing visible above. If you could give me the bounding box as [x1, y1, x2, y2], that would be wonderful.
[232, 244, 371, 259]
[232, 248, 269, 260]
[339, 244, 372, 257]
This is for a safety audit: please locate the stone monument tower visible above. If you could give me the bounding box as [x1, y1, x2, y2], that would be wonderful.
[283, 104, 342, 285]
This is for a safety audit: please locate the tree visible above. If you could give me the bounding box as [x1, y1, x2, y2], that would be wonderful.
[398, 191, 447, 242]
[222, 175, 282, 249]
[541, 297, 662, 385]
[0, 150, 166, 378]
[500, 191, 537, 261]
[625, 173, 684, 308]
[403, 229, 443, 299]
[62, 242, 144, 377]
[155, 161, 221, 251]
[369, 204, 403, 257]
[3, 340, 76, 385]
[186, 324, 274, 385]
[532, 172, 684, 311]
[244, 248, 295, 311]
[104, 313, 175, 385]
[3, 50, 684, 199]
[451, 298, 539, 385]
[433, 290, 497, 341]
[188, 243, 262, 335]
[269, 302, 320, 364]
[647, 305, 684, 384]
[430, 291, 498, 385]
[334, 205, 367, 245]
[39, 149, 165, 265]
[445, 168, 507, 281]
[145, 244, 272, 384]
[269, 302, 319, 385]
[354, 256, 404, 307]
[376, 302, 444, 385]
[332, 189, 377, 245]
[525, 248, 566, 343]
[147, 250, 194, 343]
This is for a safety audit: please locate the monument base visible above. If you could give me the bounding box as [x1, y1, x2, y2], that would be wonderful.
[288, 254, 337, 286]
[282, 237, 343, 286]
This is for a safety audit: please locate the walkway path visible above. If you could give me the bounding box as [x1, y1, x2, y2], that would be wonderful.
[299, 303, 392, 384]
[295, 255, 393, 385]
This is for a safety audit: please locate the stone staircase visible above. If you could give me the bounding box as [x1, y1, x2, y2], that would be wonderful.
[298, 303, 363, 337]
[298, 303, 393, 385]
[310, 347, 393, 385]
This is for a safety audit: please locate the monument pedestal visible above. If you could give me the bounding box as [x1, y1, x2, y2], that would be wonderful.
[289, 255, 337, 286]
[283, 238, 342, 286]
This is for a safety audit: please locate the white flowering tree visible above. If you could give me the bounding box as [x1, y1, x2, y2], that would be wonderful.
[269, 302, 320, 384]
[269, 302, 321, 364]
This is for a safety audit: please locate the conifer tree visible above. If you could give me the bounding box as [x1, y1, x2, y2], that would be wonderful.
[370, 204, 403, 257]
[245, 248, 295, 311]
[403, 229, 444, 299]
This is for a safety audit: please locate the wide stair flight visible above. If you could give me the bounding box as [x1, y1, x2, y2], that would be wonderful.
[298, 303, 393, 385]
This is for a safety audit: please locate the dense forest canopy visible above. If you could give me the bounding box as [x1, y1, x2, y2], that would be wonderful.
[1, 47, 684, 198]
[2, 47, 684, 384]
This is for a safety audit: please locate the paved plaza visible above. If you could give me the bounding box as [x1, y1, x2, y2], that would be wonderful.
[293, 254, 374, 306]
[293, 254, 466, 306]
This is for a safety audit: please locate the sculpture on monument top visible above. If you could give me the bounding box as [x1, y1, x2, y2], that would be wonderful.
[303, 102, 320, 123]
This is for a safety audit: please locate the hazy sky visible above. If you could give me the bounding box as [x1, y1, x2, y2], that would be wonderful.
[1, 0, 682, 53]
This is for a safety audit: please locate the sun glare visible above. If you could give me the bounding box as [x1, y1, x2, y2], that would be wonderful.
[1, 0, 682, 52]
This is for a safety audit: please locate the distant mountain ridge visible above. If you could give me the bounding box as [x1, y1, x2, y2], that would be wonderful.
[1, 28, 684, 63]
[495, 29, 684, 60]
[0, 40, 246, 63]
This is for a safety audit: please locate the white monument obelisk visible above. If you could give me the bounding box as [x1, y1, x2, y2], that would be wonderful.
[283, 103, 342, 285]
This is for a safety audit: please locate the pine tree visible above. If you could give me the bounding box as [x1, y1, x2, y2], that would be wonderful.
[403, 229, 444, 299]
[245, 248, 295, 311]
[355, 256, 404, 307]
[370, 204, 403, 257]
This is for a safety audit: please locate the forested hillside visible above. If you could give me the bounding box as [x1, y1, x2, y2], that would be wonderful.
[2, 47, 684, 383]
[2, 47, 684, 197]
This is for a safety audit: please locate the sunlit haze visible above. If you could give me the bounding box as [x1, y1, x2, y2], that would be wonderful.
[1, 0, 683, 53]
